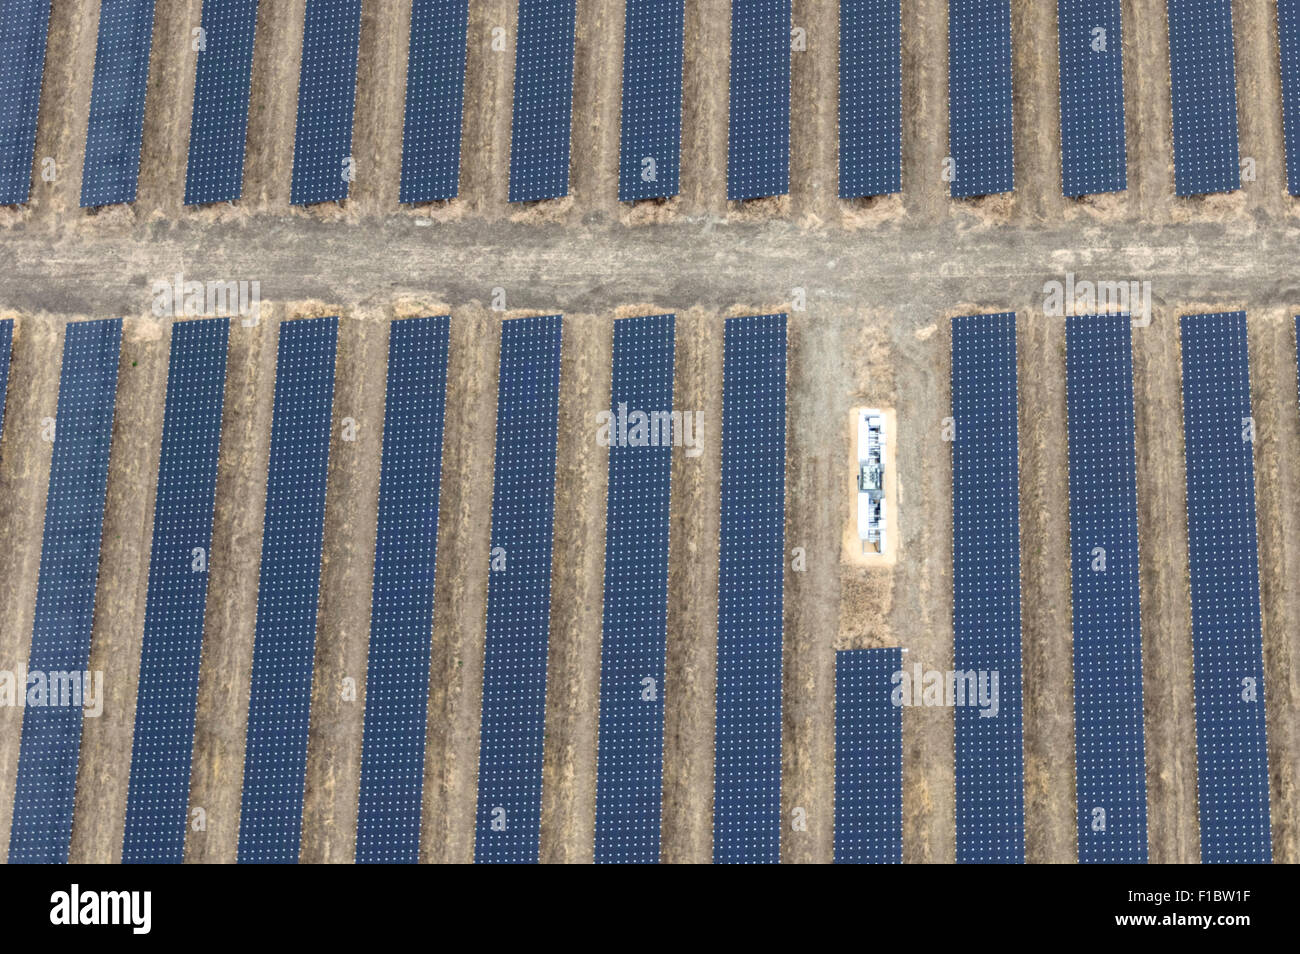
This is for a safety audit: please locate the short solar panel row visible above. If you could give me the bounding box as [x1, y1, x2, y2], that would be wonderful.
[1167, 0, 1240, 196]
[839, 1, 902, 198]
[728, 1, 791, 201]
[237, 315, 338, 863]
[0, 318, 12, 442]
[400, 1, 470, 204]
[474, 314, 563, 863]
[1064, 314, 1147, 863]
[0, 0, 52, 205]
[1057, 0, 1127, 196]
[121, 318, 230, 864]
[355, 316, 451, 864]
[618, 0, 685, 202]
[8, 318, 122, 864]
[950, 312, 1024, 863]
[593, 314, 676, 864]
[290, 0, 362, 206]
[508, 1, 576, 203]
[184, 0, 261, 206]
[1279, 0, 1300, 194]
[80, 0, 156, 208]
[947, 1, 1015, 198]
[1179, 311, 1271, 864]
[834, 648, 903, 864]
[714, 313, 787, 864]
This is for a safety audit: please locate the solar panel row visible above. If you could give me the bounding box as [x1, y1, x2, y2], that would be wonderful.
[355, 315, 450, 864]
[184, 0, 260, 206]
[1064, 314, 1147, 863]
[618, 0, 685, 202]
[950, 311, 1024, 863]
[8, 318, 122, 864]
[0, 318, 12, 442]
[593, 313, 675, 864]
[400, 0, 470, 204]
[0, 0, 52, 205]
[1179, 311, 1271, 864]
[834, 648, 903, 864]
[80, 0, 156, 207]
[290, 0, 362, 206]
[714, 313, 786, 864]
[839, 0, 902, 198]
[1167, 0, 1240, 196]
[1057, 0, 1127, 196]
[1279, 0, 1300, 195]
[728, 1, 791, 201]
[948, 1, 1015, 198]
[508, 1, 576, 203]
[121, 318, 230, 864]
[474, 314, 563, 863]
[237, 315, 338, 863]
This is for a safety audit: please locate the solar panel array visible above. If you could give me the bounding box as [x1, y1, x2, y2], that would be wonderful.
[7, 318, 122, 864]
[951, 312, 1024, 863]
[0, 318, 12, 440]
[1064, 314, 1147, 863]
[1167, 0, 1240, 196]
[714, 313, 786, 864]
[121, 318, 230, 864]
[728, 1, 790, 201]
[474, 314, 563, 864]
[80, 0, 156, 207]
[947, 0, 1014, 198]
[838, 0, 902, 198]
[1179, 311, 1272, 864]
[618, 0, 685, 202]
[593, 313, 675, 864]
[289, 0, 362, 206]
[400, 0, 470, 204]
[184, 0, 260, 206]
[834, 648, 903, 864]
[1057, 0, 1127, 196]
[237, 316, 338, 863]
[355, 316, 450, 864]
[508, 1, 576, 203]
[0, 0, 52, 205]
[1279, 0, 1300, 195]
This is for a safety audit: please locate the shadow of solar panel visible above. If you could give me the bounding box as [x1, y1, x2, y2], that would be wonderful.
[618, 1, 684, 202]
[475, 314, 563, 864]
[728, 1, 790, 200]
[951, 312, 1024, 863]
[593, 314, 675, 864]
[400, 1, 469, 203]
[714, 313, 786, 864]
[1179, 311, 1271, 864]
[1065, 314, 1147, 863]
[947, 1, 1014, 198]
[80, 0, 155, 207]
[355, 316, 450, 864]
[184, 0, 260, 206]
[1057, 1, 1127, 196]
[834, 648, 903, 864]
[1278, 1, 1300, 195]
[290, 0, 361, 206]
[7, 318, 122, 864]
[122, 318, 230, 865]
[237, 316, 338, 864]
[0, 318, 11, 440]
[1167, 0, 1240, 196]
[0, 0, 52, 205]
[508, 1, 576, 203]
[839, 0, 901, 198]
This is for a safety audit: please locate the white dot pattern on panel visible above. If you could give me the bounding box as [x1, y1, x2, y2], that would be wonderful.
[947, 0, 1014, 198]
[1279, 2, 1300, 194]
[0, 318, 12, 441]
[289, 0, 362, 206]
[508, 1, 576, 203]
[80, 0, 155, 207]
[1057, 0, 1127, 197]
[0, 0, 53, 205]
[838, 0, 902, 199]
[400, 0, 470, 204]
[1167, 0, 1240, 196]
[618, 1, 685, 202]
[834, 648, 903, 864]
[728, 0, 791, 200]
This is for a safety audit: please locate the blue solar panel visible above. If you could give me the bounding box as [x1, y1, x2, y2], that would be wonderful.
[7, 318, 122, 864]
[618, 1, 684, 202]
[355, 316, 450, 864]
[1065, 314, 1147, 863]
[508, 1, 576, 203]
[1278, 1, 1300, 195]
[290, 0, 361, 206]
[184, 0, 260, 206]
[1179, 311, 1271, 864]
[1167, 0, 1240, 196]
[947, 1, 1014, 197]
[593, 314, 675, 864]
[0, 0, 52, 205]
[834, 648, 903, 864]
[714, 313, 786, 864]
[121, 318, 229, 865]
[838, 1, 901, 198]
[1057, 1, 1127, 196]
[951, 312, 1024, 863]
[0, 318, 12, 441]
[399, 0, 469, 203]
[80, 0, 155, 207]
[237, 316, 338, 863]
[474, 314, 563, 864]
[728, 1, 790, 200]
